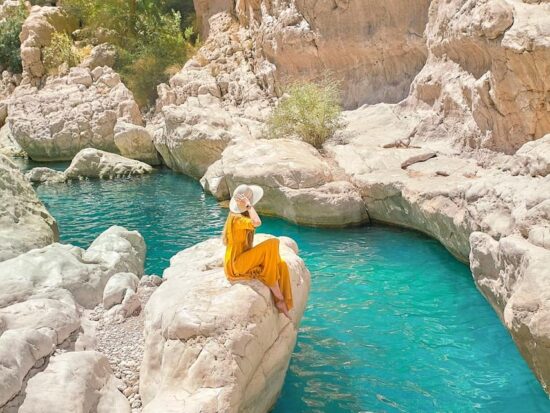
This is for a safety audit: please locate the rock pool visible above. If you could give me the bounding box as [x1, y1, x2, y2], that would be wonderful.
[28, 165, 550, 412]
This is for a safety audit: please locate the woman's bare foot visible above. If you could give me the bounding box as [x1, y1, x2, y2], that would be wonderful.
[275, 300, 291, 320]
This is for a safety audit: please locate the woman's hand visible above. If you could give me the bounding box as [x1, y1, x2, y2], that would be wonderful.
[236, 194, 251, 210]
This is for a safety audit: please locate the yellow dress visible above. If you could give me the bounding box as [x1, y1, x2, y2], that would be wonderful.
[224, 214, 293, 310]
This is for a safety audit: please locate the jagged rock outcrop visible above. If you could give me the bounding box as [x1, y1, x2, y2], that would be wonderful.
[202, 138, 368, 226]
[19, 351, 130, 413]
[0, 71, 21, 128]
[0, 123, 25, 157]
[0, 226, 144, 412]
[0, 153, 58, 262]
[406, 0, 550, 154]
[19, 5, 78, 85]
[194, 0, 431, 108]
[8, 66, 155, 162]
[140, 235, 311, 413]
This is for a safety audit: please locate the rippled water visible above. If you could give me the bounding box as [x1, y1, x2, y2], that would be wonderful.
[25, 164, 550, 412]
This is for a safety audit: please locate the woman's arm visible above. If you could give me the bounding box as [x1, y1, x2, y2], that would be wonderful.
[236, 194, 262, 227]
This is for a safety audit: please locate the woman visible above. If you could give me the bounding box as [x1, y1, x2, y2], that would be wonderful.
[222, 184, 293, 319]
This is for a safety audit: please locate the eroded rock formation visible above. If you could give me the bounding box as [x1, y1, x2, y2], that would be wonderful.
[140, 235, 311, 413]
[0, 225, 145, 412]
[0, 153, 58, 262]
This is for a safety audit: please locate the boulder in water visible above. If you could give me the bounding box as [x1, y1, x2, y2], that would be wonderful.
[65, 148, 153, 180]
[140, 234, 311, 413]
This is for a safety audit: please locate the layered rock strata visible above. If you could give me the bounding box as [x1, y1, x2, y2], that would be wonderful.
[140, 235, 311, 413]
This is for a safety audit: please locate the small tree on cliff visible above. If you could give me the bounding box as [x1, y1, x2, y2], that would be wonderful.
[267, 78, 345, 149]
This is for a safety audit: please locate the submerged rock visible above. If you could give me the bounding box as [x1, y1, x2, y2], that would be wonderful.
[19, 351, 130, 413]
[140, 235, 311, 413]
[0, 154, 58, 262]
[202, 138, 368, 227]
[64, 148, 153, 180]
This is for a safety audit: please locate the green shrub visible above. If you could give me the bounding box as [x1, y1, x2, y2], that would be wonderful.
[43, 31, 81, 74]
[0, 2, 28, 73]
[267, 79, 345, 149]
[60, 0, 197, 106]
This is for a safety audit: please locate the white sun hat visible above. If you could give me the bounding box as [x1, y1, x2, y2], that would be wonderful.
[229, 184, 264, 213]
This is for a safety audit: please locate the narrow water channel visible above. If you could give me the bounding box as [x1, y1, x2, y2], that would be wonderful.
[25, 164, 550, 412]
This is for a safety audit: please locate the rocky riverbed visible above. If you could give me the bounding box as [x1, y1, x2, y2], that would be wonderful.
[0, 0, 549, 410]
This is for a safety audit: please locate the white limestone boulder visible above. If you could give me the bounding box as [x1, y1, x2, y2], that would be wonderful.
[19, 351, 130, 413]
[0, 154, 59, 262]
[140, 235, 311, 413]
[64, 148, 153, 180]
[25, 167, 66, 183]
[0, 225, 146, 309]
[114, 121, 160, 165]
[202, 138, 368, 227]
[103, 272, 140, 310]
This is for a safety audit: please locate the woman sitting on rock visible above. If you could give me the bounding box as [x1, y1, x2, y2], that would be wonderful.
[222, 184, 293, 319]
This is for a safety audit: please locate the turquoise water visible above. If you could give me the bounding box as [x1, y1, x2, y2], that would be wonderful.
[27, 166, 550, 412]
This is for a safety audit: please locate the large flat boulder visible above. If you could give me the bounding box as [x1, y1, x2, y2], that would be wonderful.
[201, 138, 368, 227]
[0, 153, 58, 262]
[19, 351, 130, 413]
[140, 235, 311, 413]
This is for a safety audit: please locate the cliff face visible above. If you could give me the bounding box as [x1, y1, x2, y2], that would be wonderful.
[194, 0, 431, 108]
[409, 0, 550, 154]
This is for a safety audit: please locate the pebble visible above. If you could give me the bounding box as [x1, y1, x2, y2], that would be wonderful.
[89, 283, 159, 412]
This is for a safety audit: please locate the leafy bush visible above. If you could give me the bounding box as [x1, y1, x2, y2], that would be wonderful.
[61, 0, 197, 106]
[0, 2, 28, 73]
[43, 31, 81, 74]
[267, 79, 345, 149]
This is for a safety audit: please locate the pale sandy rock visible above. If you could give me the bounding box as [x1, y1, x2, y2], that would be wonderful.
[508, 134, 550, 177]
[152, 95, 262, 179]
[202, 138, 368, 226]
[470, 233, 550, 392]
[140, 235, 310, 413]
[195, 1, 431, 108]
[81, 43, 117, 70]
[19, 351, 130, 413]
[0, 225, 145, 309]
[0, 298, 80, 345]
[0, 154, 58, 262]
[25, 167, 66, 183]
[407, 0, 550, 154]
[114, 121, 160, 165]
[19, 5, 78, 84]
[9, 66, 144, 161]
[103, 272, 140, 310]
[0, 123, 25, 157]
[65, 148, 153, 180]
[0, 329, 56, 408]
